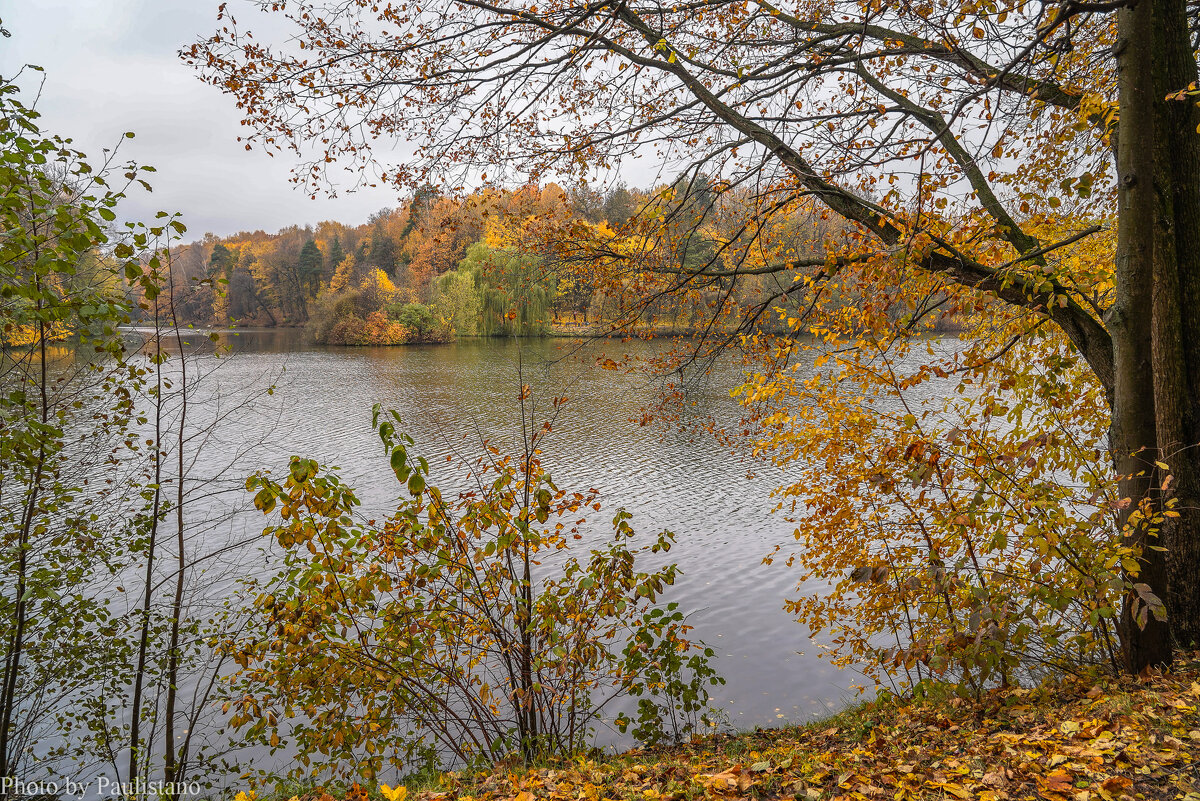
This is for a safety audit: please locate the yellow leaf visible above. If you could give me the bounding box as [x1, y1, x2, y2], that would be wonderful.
[924, 781, 970, 799]
[380, 785, 408, 801]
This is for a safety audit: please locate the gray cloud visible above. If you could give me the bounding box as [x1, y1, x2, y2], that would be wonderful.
[0, 0, 402, 239]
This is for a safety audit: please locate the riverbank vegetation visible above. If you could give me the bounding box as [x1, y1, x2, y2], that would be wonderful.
[0, 68, 260, 794]
[161, 185, 586, 336]
[248, 655, 1200, 801]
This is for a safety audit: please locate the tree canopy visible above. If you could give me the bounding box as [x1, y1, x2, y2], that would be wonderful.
[189, 0, 1200, 675]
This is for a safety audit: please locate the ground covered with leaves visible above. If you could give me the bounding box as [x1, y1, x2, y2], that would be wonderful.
[292, 658, 1200, 801]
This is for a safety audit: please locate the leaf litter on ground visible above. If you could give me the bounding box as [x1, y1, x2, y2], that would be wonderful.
[290, 654, 1200, 801]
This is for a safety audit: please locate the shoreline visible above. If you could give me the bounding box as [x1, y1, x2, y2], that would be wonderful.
[239, 657, 1200, 801]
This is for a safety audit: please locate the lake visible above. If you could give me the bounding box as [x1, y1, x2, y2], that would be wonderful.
[135, 327, 862, 775]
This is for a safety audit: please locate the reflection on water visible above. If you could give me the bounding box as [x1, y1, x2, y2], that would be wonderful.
[143, 327, 860, 760]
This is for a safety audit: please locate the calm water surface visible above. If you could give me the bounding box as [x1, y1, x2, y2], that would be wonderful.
[164, 328, 862, 761]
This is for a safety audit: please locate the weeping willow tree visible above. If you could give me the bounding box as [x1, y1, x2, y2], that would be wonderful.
[433, 269, 480, 336]
[456, 243, 553, 337]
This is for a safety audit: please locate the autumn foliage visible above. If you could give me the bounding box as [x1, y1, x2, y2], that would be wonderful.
[186, 0, 1200, 759]
[231, 400, 722, 776]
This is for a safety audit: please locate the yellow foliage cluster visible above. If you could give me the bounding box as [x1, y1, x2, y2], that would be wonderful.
[361, 268, 398, 300]
[329, 256, 358, 293]
[3, 321, 71, 347]
[728, 221, 1130, 690]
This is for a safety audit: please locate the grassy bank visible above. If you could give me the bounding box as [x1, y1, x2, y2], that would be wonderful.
[259, 658, 1200, 801]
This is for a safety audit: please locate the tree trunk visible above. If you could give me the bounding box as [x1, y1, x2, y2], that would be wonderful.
[1112, 0, 1173, 672]
[1151, 0, 1200, 652]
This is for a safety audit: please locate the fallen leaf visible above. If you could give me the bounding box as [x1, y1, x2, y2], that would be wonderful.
[981, 771, 1007, 788]
[1038, 769, 1074, 793]
[924, 780, 970, 799]
[1098, 775, 1133, 801]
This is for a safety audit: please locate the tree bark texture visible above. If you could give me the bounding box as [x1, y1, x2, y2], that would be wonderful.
[1113, 0, 1173, 672]
[1149, 0, 1200, 652]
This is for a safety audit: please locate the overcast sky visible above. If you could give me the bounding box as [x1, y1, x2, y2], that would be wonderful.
[0, 1, 405, 240]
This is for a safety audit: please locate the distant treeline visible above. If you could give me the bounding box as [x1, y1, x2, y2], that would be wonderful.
[154, 178, 952, 345]
[158, 183, 637, 343]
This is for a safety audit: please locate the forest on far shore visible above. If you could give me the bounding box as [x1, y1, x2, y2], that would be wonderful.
[160, 179, 857, 345]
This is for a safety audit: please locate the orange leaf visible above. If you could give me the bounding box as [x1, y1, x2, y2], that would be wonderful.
[1037, 769, 1074, 794]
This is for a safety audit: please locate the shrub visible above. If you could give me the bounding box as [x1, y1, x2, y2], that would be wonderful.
[388, 302, 432, 333]
[752, 309, 1146, 695]
[360, 310, 410, 344]
[383, 302, 453, 343]
[310, 298, 413, 345]
[232, 404, 722, 778]
[307, 290, 373, 344]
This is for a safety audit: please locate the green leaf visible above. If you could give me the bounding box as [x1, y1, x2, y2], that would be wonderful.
[391, 447, 408, 474]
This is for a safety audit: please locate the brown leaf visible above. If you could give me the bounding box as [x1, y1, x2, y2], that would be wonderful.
[981, 771, 1007, 788]
[698, 766, 743, 794]
[1099, 775, 1133, 800]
